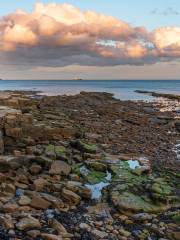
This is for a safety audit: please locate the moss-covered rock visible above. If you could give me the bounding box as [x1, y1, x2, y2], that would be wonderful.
[88, 162, 107, 172]
[45, 144, 56, 159]
[111, 190, 167, 213]
[172, 213, 180, 224]
[55, 146, 65, 156]
[151, 178, 174, 201]
[85, 170, 107, 184]
[70, 140, 97, 153]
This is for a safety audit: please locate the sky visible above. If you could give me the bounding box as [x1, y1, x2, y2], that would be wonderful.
[0, 0, 180, 79]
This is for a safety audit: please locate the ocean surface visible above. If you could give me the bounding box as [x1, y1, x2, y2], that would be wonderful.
[0, 80, 180, 101]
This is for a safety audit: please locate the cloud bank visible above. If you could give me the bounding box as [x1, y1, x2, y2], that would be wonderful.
[0, 2, 180, 68]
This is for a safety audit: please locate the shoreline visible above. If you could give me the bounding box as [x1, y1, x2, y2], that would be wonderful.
[0, 90, 179, 239]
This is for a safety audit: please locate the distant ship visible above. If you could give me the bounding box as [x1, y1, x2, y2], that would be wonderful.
[73, 77, 83, 80]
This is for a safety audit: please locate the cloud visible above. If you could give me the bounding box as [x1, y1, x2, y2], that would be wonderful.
[0, 2, 180, 69]
[151, 7, 179, 16]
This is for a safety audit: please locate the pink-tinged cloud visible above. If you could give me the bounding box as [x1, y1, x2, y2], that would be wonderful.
[0, 2, 180, 68]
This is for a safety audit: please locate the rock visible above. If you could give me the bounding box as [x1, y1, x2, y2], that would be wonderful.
[3, 202, 19, 213]
[30, 195, 51, 210]
[78, 186, 92, 199]
[0, 156, 16, 172]
[0, 214, 14, 230]
[5, 127, 22, 138]
[27, 230, 41, 238]
[65, 181, 82, 192]
[88, 162, 107, 172]
[88, 203, 112, 220]
[119, 228, 131, 237]
[61, 188, 81, 206]
[30, 164, 42, 175]
[45, 145, 56, 159]
[51, 219, 73, 238]
[8, 229, 16, 237]
[41, 193, 64, 209]
[15, 188, 24, 197]
[18, 195, 31, 206]
[49, 161, 71, 176]
[71, 140, 97, 153]
[0, 155, 33, 172]
[79, 223, 91, 231]
[173, 232, 180, 240]
[54, 146, 66, 159]
[131, 213, 153, 221]
[111, 190, 167, 213]
[151, 178, 173, 201]
[2, 183, 16, 194]
[41, 233, 63, 240]
[131, 167, 150, 176]
[35, 156, 53, 167]
[172, 213, 180, 224]
[91, 229, 108, 239]
[0, 130, 4, 154]
[33, 178, 48, 192]
[16, 216, 41, 230]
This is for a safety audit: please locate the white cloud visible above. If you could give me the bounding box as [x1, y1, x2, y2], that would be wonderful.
[0, 2, 180, 69]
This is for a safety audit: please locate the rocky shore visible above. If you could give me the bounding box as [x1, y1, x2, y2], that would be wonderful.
[0, 90, 179, 240]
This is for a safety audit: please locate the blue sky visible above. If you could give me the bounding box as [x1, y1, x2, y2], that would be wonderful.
[1, 0, 180, 30]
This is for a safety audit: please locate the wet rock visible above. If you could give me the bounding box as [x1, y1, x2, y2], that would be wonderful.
[88, 162, 107, 172]
[78, 186, 92, 199]
[49, 160, 71, 176]
[151, 178, 174, 201]
[111, 190, 166, 213]
[16, 216, 41, 230]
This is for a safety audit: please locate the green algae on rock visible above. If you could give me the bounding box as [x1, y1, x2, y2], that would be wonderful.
[70, 140, 97, 153]
[111, 190, 168, 213]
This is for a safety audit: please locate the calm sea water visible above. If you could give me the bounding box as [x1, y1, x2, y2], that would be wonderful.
[0, 80, 180, 101]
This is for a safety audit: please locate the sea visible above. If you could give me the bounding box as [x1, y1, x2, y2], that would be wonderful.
[0, 80, 180, 101]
